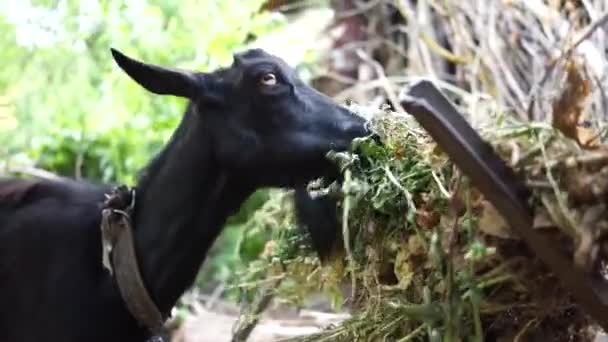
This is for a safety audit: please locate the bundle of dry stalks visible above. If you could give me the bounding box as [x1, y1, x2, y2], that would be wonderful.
[317, 0, 608, 122]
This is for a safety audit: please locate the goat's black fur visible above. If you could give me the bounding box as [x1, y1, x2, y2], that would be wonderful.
[0, 48, 367, 341]
[294, 187, 341, 262]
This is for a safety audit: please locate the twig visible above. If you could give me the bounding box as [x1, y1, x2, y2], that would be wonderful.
[267, 0, 325, 13]
[431, 170, 451, 199]
[539, 137, 578, 236]
[513, 318, 539, 342]
[356, 49, 406, 113]
[231, 277, 283, 342]
[396, 324, 426, 342]
[342, 169, 357, 300]
[335, 0, 383, 19]
[419, 32, 469, 65]
[527, 11, 608, 119]
[444, 172, 462, 342]
[205, 282, 226, 310]
[560, 11, 608, 63]
[75, 152, 84, 180]
[384, 165, 417, 223]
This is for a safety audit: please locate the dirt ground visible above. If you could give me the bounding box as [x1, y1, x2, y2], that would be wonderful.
[171, 293, 350, 342]
[172, 309, 349, 342]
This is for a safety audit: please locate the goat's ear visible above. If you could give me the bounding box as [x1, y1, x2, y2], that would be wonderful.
[111, 48, 199, 98]
[294, 188, 341, 263]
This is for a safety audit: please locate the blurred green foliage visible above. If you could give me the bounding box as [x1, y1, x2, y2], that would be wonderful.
[0, 0, 286, 288]
[0, 0, 285, 183]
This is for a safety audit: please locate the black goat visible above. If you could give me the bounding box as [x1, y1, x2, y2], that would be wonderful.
[0, 48, 367, 342]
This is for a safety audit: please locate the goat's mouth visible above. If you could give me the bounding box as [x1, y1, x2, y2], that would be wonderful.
[249, 134, 368, 188]
[257, 153, 341, 189]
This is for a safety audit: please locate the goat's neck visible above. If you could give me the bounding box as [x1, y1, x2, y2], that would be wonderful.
[131, 108, 253, 314]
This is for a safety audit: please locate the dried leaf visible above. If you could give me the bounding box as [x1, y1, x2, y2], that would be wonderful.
[408, 234, 427, 256]
[478, 199, 517, 239]
[416, 206, 440, 229]
[551, 60, 599, 149]
[576, 121, 601, 149]
[393, 245, 414, 290]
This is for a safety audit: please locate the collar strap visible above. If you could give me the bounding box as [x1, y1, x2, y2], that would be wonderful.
[100, 185, 167, 339]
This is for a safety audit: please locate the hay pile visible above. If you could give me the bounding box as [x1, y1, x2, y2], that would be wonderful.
[229, 59, 608, 341]
[228, 1, 608, 340]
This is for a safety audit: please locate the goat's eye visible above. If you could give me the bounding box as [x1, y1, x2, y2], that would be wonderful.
[259, 73, 277, 86]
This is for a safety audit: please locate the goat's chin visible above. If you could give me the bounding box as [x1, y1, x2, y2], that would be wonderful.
[244, 160, 340, 189]
[254, 173, 323, 189]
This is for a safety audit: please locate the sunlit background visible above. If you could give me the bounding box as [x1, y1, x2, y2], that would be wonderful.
[0, 0, 334, 183]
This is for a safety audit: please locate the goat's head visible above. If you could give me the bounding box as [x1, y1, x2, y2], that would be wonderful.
[110, 48, 368, 187]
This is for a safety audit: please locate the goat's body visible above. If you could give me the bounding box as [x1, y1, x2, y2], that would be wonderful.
[0, 48, 368, 341]
[0, 179, 147, 341]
